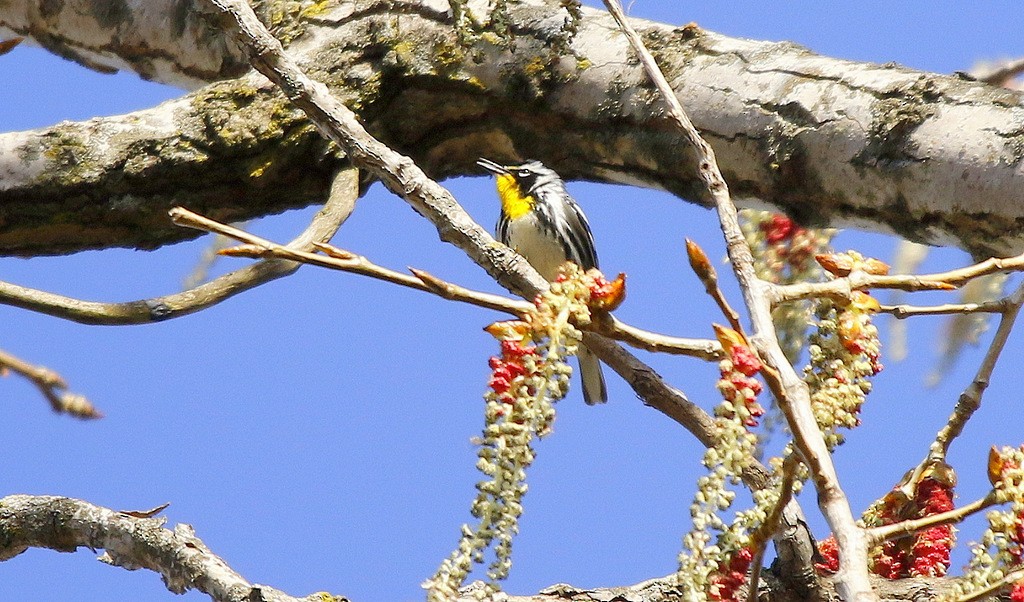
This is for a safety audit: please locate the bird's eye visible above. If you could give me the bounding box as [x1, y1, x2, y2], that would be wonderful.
[518, 170, 531, 178]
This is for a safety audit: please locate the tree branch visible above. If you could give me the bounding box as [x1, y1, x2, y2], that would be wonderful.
[0, 347, 99, 418]
[170, 207, 724, 359]
[601, 0, 869, 598]
[866, 493, 997, 546]
[1, 0, 1022, 257]
[773, 251, 1024, 305]
[926, 282, 1024, 462]
[0, 495, 340, 602]
[0, 492, 967, 602]
[0, 168, 357, 324]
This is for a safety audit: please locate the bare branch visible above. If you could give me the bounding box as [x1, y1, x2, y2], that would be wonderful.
[171, 207, 724, 359]
[0, 168, 358, 325]
[976, 57, 1024, 86]
[0, 348, 99, 419]
[172, 207, 531, 315]
[601, 0, 871, 598]
[594, 315, 722, 360]
[686, 239, 745, 335]
[866, 493, 997, 545]
[881, 301, 1004, 318]
[0, 495, 337, 602]
[200, 0, 736, 466]
[0, 492, 963, 602]
[747, 455, 801, 602]
[928, 282, 1024, 461]
[773, 251, 1024, 305]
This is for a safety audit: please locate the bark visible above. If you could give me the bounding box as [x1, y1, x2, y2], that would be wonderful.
[0, 495, 336, 602]
[0, 0, 1021, 257]
[0, 494, 978, 602]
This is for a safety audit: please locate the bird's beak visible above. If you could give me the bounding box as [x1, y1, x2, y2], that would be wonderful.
[477, 158, 509, 175]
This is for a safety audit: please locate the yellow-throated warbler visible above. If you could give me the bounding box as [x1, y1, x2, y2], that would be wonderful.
[478, 157, 607, 405]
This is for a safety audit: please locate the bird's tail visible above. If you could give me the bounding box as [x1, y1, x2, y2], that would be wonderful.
[577, 345, 607, 405]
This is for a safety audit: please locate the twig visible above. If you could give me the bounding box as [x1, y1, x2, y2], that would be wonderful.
[773, 250, 1024, 305]
[0, 347, 100, 419]
[976, 57, 1024, 86]
[601, 0, 872, 599]
[596, 315, 722, 360]
[171, 206, 527, 314]
[203, 0, 547, 300]
[0, 495, 329, 602]
[926, 282, 1024, 462]
[954, 566, 1024, 602]
[182, 230, 244, 290]
[0, 168, 358, 325]
[866, 492, 997, 545]
[172, 207, 723, 360]
[686, 239, 744, 334]
[747, 455, 800, 602]
[882, 300, 1004, 318]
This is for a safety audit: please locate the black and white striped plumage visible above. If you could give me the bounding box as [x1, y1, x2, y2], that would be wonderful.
[478, 158, 608, 405]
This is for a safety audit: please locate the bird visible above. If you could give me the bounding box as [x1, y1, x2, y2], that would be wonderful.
[477, 157, 607, 405]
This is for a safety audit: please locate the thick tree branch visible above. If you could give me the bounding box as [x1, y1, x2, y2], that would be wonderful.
[0, 490, 964, 602]
[1, 0, 1022, 257]
[0, 495, 341, 602]
[0, 0, 247, 87]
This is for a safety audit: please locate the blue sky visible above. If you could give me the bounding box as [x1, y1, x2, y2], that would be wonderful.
[1, 2, 1022, 600]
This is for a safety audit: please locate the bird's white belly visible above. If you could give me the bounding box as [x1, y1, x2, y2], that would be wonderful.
[504, 216, 567, 281]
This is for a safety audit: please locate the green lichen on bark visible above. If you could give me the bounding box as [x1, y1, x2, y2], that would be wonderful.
[251, 0, 337, 45]
[639, 22, 703, 79]
[187, 81, 305, 152]
[39, 128, 94, 187]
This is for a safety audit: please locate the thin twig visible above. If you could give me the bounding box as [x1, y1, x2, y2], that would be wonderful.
[172, 207, 723, 360]
[927, 282, 1024, 462]
[955, 566, 1024, 602]
[601, 0, 871, 598]
[747, 455, 800, 602]
[0, 168, 358, 325]
[882, 300, 1004, 318]
[773, 251, 1024, 305]
[170, 209, 519, 312]
[866, 492, 997, 545]
[686, 239, 744, 334]
[976, 57, 1024, 86]
[0, 348, 100, 419]
[594, 314, 722, 360]
[182, 230, 244, 290]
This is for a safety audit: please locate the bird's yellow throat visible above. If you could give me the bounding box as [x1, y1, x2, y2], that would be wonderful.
[496, 173, 534, 219]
